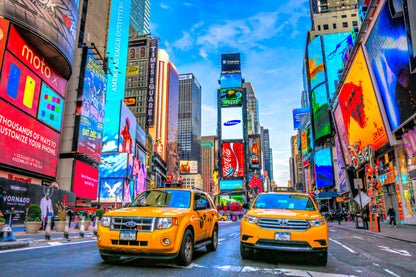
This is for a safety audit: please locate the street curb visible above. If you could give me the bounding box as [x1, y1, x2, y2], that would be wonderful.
[330, 224, 416, 244]
[0, 241, 30, 251]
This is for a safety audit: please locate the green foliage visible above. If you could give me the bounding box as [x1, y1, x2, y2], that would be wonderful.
[27, 204, 42, 221]
[96, 209, 105, 219]
[0, 218, 6, 222]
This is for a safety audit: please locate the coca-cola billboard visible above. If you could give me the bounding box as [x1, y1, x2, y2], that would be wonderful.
[222, 142, 245, 178]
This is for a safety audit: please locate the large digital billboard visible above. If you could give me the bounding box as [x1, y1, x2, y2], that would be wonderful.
[72, 160, 99, 200]
[311, 84, 331, 142]
[220, 74, 242, 89]
[301, 129, 309, 167]
[220, 88, 243, 107]
[180, 161, 198, 174]
[338, 47, 388, 150]
[335, 135, 348, 194]
[221, 53, 241, 74]
[0, 99, 60, 177]
[0, 18, 9, 74]
[38, 83, 64, 131]
[403, 0, 416, 74]
[99, 178, 124, 203]
[221, 107, 243, 140]
[333, 104, 352, 165]
[292, 107, 310, 130]
[136, 124, 146, 149]
[222, 142, 245, 178]
[0, 0, 78, 70]
[75, 48, 106, 162]
[119, 102, 136, 154]
[315, 148, 334, 189]
[248, 135, 261, 169]
[219, 180, 243, 190]
[308, 36, 326, 90]
[323, 32, 351, 100]
[366, 1, 416, 131]
[98, 152, 128, 179]
[133, 151, 146, 198]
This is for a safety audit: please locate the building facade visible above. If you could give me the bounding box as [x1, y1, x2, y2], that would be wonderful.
[243, 82, 259, 135]
[201, 136, 218, 193]
[129, 0, 151, 37]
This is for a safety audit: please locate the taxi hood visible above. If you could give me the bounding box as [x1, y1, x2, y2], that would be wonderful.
[104, 207, 190, 218]
[247, 209, 322, 220]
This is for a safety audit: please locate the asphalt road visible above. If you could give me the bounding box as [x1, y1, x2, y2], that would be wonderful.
[0, 221, 415, 277]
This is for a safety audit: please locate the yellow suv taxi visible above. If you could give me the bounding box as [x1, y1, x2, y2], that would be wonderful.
[97, 189, 219, 266]
[240, 192, 328, 265]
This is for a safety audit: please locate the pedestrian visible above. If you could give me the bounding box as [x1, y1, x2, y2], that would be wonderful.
[0, 187, 6, 216]
[336, 210, 342, 225]
[387, 205, 397, 228]
[361, 206, 369, 230]
[66, 207, 73, 227]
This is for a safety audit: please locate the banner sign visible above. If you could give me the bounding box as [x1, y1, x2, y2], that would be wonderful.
[147, 39, 158, 126]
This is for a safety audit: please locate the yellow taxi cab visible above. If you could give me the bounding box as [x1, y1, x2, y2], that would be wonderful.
[97, 189, 219, 266]
[240, 192, 328, 265]
[218, 214, 228, 221]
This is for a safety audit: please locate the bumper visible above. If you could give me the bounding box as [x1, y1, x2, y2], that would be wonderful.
[97, 224, 181, 255]
[99, 249, 179, 260]
[240, 220, 328, 252]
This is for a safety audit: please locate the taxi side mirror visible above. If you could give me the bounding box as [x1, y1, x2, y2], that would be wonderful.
[243, 203, 250, 209]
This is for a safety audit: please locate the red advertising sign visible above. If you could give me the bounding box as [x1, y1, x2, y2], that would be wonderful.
[72, 160, 99, 200]
[0, 51, 41, 118]
[6, 25, 67, 97]
[0, 18, 9, 71]
[222, 142, 245, 178]
[0, 99, 60, 177]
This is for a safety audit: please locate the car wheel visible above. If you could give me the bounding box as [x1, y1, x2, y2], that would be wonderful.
[240, 242, 254, 259]
[220, 218, 225, 221]
[100, 254, 120, 264]
[206, 226, 218, 252]
[176, 229, 194, 266]
[315, 249, 328, 266]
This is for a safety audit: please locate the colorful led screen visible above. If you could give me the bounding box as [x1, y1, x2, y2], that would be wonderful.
[221, 107, 243, 140]
[315, 148, 334, 189]
[335, 135, 348, 194]
[293, 107, 309, 130]
[72, 160, 99, 200]
[99, 178, 124, 203]
[222, 142, 245, 178]
[323, 32, 350, 100]
[308, 36, 326, 90]
[366, 2, 416, 131]
[119, 102, 136, 154]
[0, 18, 9, 74]
[248, 135, 261, 169]
[220, 74, 242, 89]
[180, 161, 198, 174]
[98, 152, 128, 179]
[220, 88, 242, 107]
[333, 104, 352, 165]
[38, 83, 64, 131]
[221, 53, 241, 74]
[338, 47, 388, 150]
[312, 84, 331, 142]
[102, 100, 121, 152]
[301, 129, 309, 167]
[219, 180, 243, 190]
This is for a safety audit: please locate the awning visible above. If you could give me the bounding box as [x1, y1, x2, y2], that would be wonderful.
[315, 191, 341, 199]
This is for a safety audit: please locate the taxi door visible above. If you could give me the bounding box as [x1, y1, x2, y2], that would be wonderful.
[193, 193, 211, 241]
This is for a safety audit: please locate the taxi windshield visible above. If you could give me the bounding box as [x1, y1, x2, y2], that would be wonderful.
[129, 190, 191, 208]
[253, 194, 316, 211]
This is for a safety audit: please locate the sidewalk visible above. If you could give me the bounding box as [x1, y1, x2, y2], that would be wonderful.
[328, 220, 416, 243]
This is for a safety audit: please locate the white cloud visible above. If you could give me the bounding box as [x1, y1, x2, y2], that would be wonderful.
[160, 2, 169, 9]
[173, 31, 193, 51]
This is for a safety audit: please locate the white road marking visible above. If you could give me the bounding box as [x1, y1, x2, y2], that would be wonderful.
[228, 232, 239, 237]
[329, 229, 336, 232]
[384, 269, 401, 277]
[329, 238, 356, 253]
[218, 238, 226, 243]
[373, 263, 380, 267]
[353, 236, 364, 240]
[47, 242, 63, 246]
[378, 246, 412, 257]
[0, 239, 96, 254]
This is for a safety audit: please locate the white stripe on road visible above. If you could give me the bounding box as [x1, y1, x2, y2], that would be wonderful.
[378, 246, 412, 257]
[0, 239, 96, 254]
[353, 236, 364, 240]
[329, 238, 356, 253]
[384, 269, 401, 277]
[218, 238, 226, 243]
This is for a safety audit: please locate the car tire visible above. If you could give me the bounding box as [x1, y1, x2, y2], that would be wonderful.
[176, 229, 194, 266]
[100, 254, 120, 264]
[315, 249, 328, 266]
[220, 218, 225, 221]
[206, 226, 218, 252]
[240, 242, 254, 259]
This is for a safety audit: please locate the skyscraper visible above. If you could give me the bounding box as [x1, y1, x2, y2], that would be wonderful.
[263, 129, 272, 179]
[130, 0, 151, 36]
[178, 74, 202, 174]
[243, 82, 259, 134]
[201, 136, 218, 193]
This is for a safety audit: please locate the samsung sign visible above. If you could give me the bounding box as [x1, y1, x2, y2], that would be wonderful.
[221, 107, 243, 140]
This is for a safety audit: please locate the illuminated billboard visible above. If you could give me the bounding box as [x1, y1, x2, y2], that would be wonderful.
[248, 135, 261, 169]
[222, 142, 245, 178]
[0, 0, 78, 69]
[180, 161, 198, 174]
[403, 0, 416, 73]
[72, 160, 99, 200]
[38, 83, 64, 131]
[133, 151, 146, 198]
[0, 18, 9, 73]
[323, 32, 350, 100]
[335, 135, 348, 194]
[301, 129, 309, 167]
[102, 100, 121, 152]
[0, 99, 60, 177]
[219, 180, 243, 190]
[311, 84, 331, 142]
[75, 48, 106, 162]
[333, 104, 352, 165]
[119, 102, 136, 154]
[315, 148, 334, 189]
[220, 88, 242, 107]
[98, 152, 128, 179]
[308, 36, 325, 90]
[99, 178, 124, 203]
[292, 107, 310, 130]
[220, 74, 242, 89]
[221, 107, 243, 140]
[338, 47, 388, 150]
[366, 2, 416, 131]
[221, 53, 241, 74]
[136, 124, 146, 149]
[147, 39, 158, 126]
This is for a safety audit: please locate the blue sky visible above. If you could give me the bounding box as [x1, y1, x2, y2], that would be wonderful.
[150, 0, 312, 186]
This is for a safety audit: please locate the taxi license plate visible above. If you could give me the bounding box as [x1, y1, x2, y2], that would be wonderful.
[275, 232, 291, 241]
[120, 230, 136, 241]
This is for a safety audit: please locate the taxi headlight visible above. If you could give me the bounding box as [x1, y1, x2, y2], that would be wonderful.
[156, 218, 177, 229]
[243, 216, 259, 224]
[101, 216, 111, 228]
[309, 219, 326, 227]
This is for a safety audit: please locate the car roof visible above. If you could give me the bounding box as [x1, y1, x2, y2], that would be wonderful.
[151, 188, 206, 194]
[258, 192, 311, 197]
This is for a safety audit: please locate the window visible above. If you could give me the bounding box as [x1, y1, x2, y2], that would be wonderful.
[343, 22, 348, 28]
[341, 14, 347, 18]
[352, 21, 358, 27]
[351, 13, 357, 17]
[317, 25, 321, 31]
[333, 23, 337, 29]
[194, 193, 211, 210]
[323, 24, 329, 30]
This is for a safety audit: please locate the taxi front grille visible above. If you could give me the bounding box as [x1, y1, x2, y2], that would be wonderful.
[112, 240, 148, 246]
[110, 217, 155, 232]
[258, 218, 309, 231]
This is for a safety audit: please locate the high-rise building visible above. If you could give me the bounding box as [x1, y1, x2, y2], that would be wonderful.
[201, 136, 218, 193]
[309, 0, 360, 35]
[178, 74, 202, 174]
[129, 0, 151, 37]
[269, 149, 274, 181]
[263, 129, 272, 179]
[243, 82, 259, 134]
